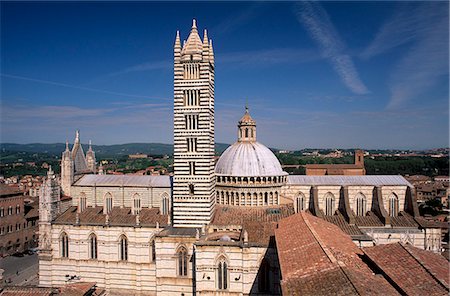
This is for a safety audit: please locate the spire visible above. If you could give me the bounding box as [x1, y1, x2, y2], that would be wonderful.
[75, 130, 80, 143]
[88, 140, 92, 151]
[182, 19, 203, 55]
[209, 39, 214, 64]
[65, 140, 69, 151]
[203, 29, 208, 45]
[175, 30, 181, 49]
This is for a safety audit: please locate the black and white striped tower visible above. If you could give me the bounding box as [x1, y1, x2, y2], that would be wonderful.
[172, 19, 216, 227]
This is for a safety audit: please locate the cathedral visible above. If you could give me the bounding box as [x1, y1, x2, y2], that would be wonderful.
[38, 20, 443, 295]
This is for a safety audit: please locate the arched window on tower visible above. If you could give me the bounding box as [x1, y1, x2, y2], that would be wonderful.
[296, 192, 306, 213]
[245, 128, 248, 138]
[389, 194, 399, 217]
[355, 193, 366, 216]
[258, 259, 270, 293]
[177, 246, 188, 276]
[89, 233, 97, 259]
[119, 235, 128, 261]
[60, 232, 69, 258]
[217, 256, 228, 290]
[324, 192, 335, 216]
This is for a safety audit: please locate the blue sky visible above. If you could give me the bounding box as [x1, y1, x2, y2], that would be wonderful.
[1, 1, 448, 150]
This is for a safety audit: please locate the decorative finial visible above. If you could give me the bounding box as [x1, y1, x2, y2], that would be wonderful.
[65, 140, 69, 151]
[75, 130, 80, 143]
[192, 19, 197, 29]
[245, 103, 249, 113]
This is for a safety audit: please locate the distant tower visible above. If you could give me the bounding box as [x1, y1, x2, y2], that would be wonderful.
[172, 19, 216, 227]
[355, 149, 364, 166]
[61, 140, 74, 196]
[86, 140, 96, 173]
[38, 166, 61, 286]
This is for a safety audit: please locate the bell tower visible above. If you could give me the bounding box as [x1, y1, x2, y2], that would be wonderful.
[172, 20, 216, 227]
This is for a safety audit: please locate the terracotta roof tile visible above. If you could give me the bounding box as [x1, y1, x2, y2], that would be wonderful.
[54, 206, 168, 227]
[364, 243, 449, 295]
[275, 212, 399, 296]
[211, 205, 294, 245]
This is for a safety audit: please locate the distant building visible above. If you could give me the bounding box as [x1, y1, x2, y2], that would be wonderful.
[0, 184, 39, 256]
[128, 153, 148, 159]
[305, 149, 366, 175]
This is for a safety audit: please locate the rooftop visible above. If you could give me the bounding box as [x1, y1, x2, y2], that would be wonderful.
[287, 175, 413, 187]
[73, 174, 171, 187]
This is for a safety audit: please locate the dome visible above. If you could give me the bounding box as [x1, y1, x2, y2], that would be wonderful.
[215, 142, 286, 177]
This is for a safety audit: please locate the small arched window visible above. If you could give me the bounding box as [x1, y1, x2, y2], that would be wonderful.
[178, 246, 188, 276]
[161, 193, 170, 215]
[355, 193, 366, 216]
[151, 239, 156, 262]
[258, 259, 270, 293]
[89, 233, 97, 259]
[60, 232, 69, 258]
[389, 194, 399, 217]
[325, 192, 335, 216]
[104, 193, 113, 214]
[132, 194, 141, 215]
[296, 193, 306, 213]
[79, 193, 87, 212]
[119, 235, 128, 261]
[245, 128, 248, 138]
[217, 257, 228, 290]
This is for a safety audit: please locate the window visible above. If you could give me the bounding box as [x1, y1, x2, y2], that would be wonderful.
[119, 235, 128, 261]
[0, 207, 4, 217]
[389, 194, 399, 217]
[183, 89, 200, 106]
[178, 247, 188, 276]
[258, 259, 270, 293]
[133, 194, 141, 215]
[185, 114, 199, 130]
[8, 206, 12, 215]
[89, 234, 97, 259]
[325, 193, 335, 216]
[161, 193, 170, 215]
[60, 232, 69, 258]
[186, 137, 198, 152]
[183, 63, 200, 80]
[16, 205, 20, 214]
[104, 193, 113, 214]
[79, 193, 87, 211]
[355, 193, 366, 216]
[151, 240, 156, 262]
[188, 162, 196, 175]
[296, 193, 306, 213]
[217, 257, 228, 290]
[189, 184, 195, 195]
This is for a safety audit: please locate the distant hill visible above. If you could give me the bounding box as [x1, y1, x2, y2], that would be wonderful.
[0, 143, 231, 158]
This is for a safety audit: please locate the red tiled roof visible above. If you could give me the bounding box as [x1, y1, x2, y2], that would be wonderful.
[54, 206, 168, 227]
[211, 205, 295, 245]
[0, 184, 24, 197]
[364, 243, 449, 295]
[0, 287, 55, 296]
[275, 212, 398, 295]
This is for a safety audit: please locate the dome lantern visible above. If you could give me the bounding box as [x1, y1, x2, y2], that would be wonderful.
[238, 106, 256, 142]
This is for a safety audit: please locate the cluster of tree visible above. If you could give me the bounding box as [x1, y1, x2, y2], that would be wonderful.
[365, 157, 448, 177]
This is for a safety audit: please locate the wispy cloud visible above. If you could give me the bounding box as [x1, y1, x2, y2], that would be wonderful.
[371, 3, 450, 109]
[212, 3, 267, 36]
[294, 1, 369, 95]
[218, 48, 320, 66]
[0, 73, 171, 100]
[361, 3, 446, 59]
[106, 60, 171, 77]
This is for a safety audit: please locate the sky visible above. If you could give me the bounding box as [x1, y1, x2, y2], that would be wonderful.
[1, 1, 448, 150]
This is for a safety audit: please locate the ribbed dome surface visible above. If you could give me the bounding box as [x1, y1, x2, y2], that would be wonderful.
[215, 142, 286, 177]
